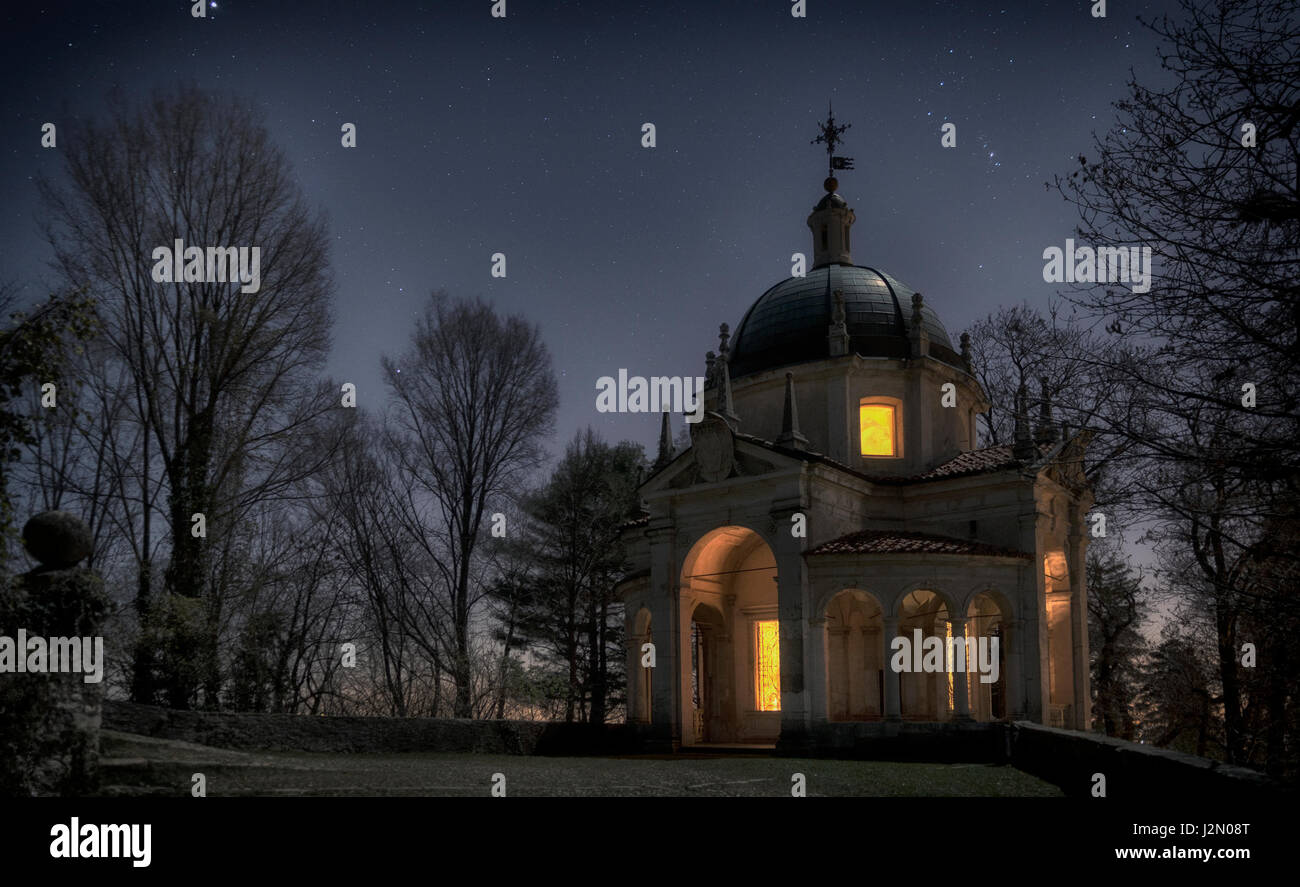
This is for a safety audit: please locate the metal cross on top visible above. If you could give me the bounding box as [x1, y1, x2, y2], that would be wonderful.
[811, 101, 854, 178]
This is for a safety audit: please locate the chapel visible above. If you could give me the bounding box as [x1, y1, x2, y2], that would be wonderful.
[617, 152, 1095, 753]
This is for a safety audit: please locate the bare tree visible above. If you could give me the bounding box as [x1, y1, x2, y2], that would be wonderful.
[1057, 0, 1300, 481]
[38, 86, 336, 708]
[382, 292, 557, 718]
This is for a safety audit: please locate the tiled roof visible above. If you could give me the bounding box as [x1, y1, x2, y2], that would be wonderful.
[806, 529, 1031, 559]
[733, 434, 1026, 485]
[904, 444, 1020, 481]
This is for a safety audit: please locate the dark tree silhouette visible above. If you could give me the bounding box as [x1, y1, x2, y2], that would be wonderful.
[39, 86, 336, 707]
[383, 292, 557, 719]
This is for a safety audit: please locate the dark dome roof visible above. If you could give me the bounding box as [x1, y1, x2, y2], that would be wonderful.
[728, 264, 961, 378]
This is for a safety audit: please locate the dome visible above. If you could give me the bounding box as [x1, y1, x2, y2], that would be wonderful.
[728, 264, 961, 378]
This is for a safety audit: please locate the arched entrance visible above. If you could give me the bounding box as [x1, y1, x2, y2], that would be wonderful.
[897, 589, 953, 721]
[966, 591, 1009, 721]
[824, 589, 885, 720]
[678, 526, 779, 745]
[689, 603, 723, 742]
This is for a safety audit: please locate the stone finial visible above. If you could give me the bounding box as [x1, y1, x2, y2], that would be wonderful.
[718, 323, 731, 359]
[909, 292, 929, 358]
[716, 353, 739, 428]
[960, 331, 972, 371]
[654, 410, 676, 470]
[4, 510, 108, 796]
[1035, 376, 1059, 446]
[828, 289, 850, 356]
[22, 511, 93, 569]
[1013, 381, 1035, 460]
[775, 372, 809, 451]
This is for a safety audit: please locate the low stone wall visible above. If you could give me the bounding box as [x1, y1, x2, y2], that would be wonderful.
[1008, 721, 1284, 799]
[102, 700, 644, 756]
[786, 721, 1008, 762]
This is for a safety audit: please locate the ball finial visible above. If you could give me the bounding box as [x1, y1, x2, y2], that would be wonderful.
[823, 176, 838, 193]
[21, 510, 92, 569]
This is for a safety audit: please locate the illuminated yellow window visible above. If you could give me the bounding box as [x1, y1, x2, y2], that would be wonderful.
[859, 403, 896, 456]
[755, 620, 781, 711]
[946, 621, 954, 711]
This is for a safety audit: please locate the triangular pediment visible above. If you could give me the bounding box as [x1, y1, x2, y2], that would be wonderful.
[641, 437, 799, 493]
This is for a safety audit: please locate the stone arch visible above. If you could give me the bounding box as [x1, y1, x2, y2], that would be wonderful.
[964, 591, 1009, 722]
[889, 581, 958, 619]
[958, 584, 1016, 623]
[1042, 547, 1074, 726]
[677, 525, 779, 745]
[679, 522, 778, 584]
[895, 588, 953, 721]
[824, 589, 885, 721]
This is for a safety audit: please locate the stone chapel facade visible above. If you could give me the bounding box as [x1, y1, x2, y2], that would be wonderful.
[617, 177, 1094, 752]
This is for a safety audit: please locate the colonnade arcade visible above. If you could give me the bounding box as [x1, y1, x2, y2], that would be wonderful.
[812, 586, 1013, 723]
[627, 523, 1036, 740]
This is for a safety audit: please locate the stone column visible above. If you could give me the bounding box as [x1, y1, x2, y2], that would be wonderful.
[770, 503, 809, 752]
[645, 524, 681, 749]
[1005, 619, 1026, 720]
[807, 614, 828, 723]
[882, 615, 901, 720]
[1068, 508, 1093, 730]
[950, 616, 972, 720]
[0, 511, 108, 796]
[1015, 556, 1048, 724]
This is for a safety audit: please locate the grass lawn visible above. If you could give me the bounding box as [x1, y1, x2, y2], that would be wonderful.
[100, 731, 1062, 797]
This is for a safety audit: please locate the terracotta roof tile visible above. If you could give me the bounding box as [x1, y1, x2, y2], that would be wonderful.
[806, 529, 1031, 559]
[908, 444, 1020, 480]
[733, 434, 1026, 485]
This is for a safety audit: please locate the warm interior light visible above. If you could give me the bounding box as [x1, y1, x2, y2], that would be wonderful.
[946, 620, 954, 711]
[859, 403, 896, 456]
[756, 620, 781, 711]
[1044, 551, 1069, 590]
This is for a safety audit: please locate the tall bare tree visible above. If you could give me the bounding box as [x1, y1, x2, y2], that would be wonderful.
[38, 86, 336, 707]
[383, 292, 557, 718]
[1052, 0, 1299, 767]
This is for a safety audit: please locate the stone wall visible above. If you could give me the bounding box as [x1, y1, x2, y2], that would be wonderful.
[1008, 721, 1284, 799]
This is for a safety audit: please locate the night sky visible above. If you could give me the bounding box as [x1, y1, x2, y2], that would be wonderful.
[2, 0, 1183, 464]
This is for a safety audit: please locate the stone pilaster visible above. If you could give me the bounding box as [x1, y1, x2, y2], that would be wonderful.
[882, 615, 901, 720]
[950, 616, 972, 720]
[645, 523, 681, 749]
